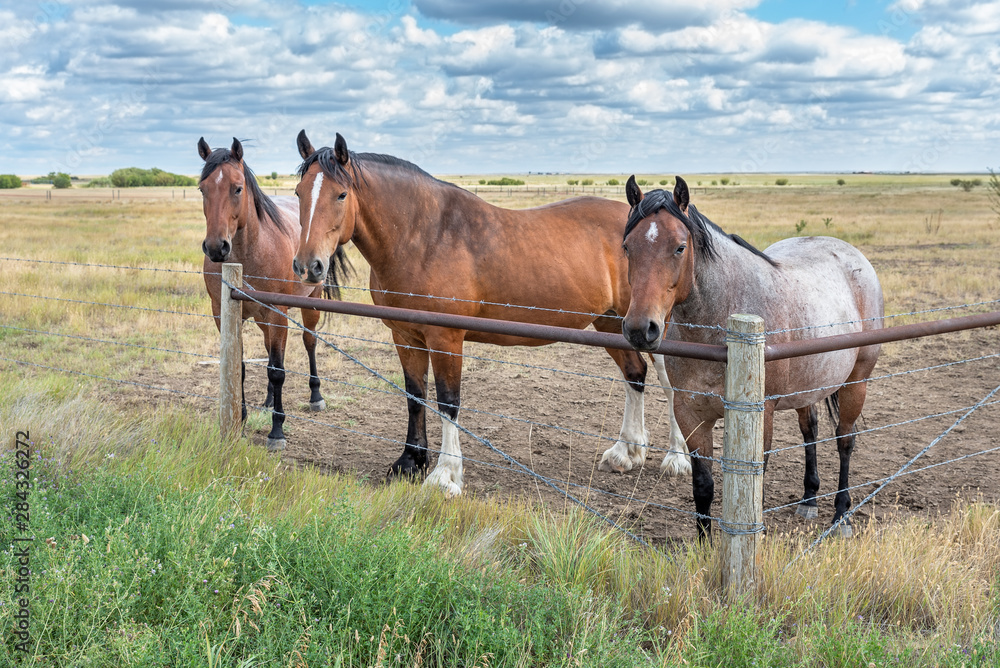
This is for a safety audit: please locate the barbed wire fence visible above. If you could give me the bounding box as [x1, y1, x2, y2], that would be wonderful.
[2, 257, 1000, 588]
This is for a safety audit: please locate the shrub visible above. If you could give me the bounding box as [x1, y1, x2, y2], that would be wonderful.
[775, 178, 789, 186]
[988, 168, 1000, 222]
[0, 174, 22, 188]
[795, 220, 807, 233]
[711, 180, 718, 186]
[607, 178, 620, 186]
[271, 171, 278, 180]
[84, 177, 113, 188]
[720, 177, 730, 185]
[566, 179, 579, 185]
[486, 177, 524, 186]
[950, 178, 962, 187]
[952, 178, 981, 192]
[52, 172, 72, 189]
[109, 167, 196, 188]
[478, 179, 486, 185]
[837, 178, 846, 186]
[636, 179, 649, 186]
[659, 179, 668, 186]
[581, 179, 594, 186]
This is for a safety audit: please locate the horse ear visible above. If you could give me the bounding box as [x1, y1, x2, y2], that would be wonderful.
[334, 133, 350, 166]
[625, 175, 643, 207]
[230, 137, 243, 162]
[197, 137, 211, 161]
[297, 129, 316, 160]
[673, 175, 689, 213]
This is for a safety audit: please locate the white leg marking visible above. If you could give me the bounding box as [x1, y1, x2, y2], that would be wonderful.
[599, 374, 648, 473]
[305, 171, 323, 243]
[653, 354, 691, 476]
[424, 415, 464, 497]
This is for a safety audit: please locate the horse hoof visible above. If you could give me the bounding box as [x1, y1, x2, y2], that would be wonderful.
[796, 504, 819, 520]
[829, 522, 853, 538]
[266, 437, 286, 451]
[424, 468, 463, 497]
[660, 451, 691, 477]
[309, 399, 326, 412]
[598, 447, 633, 473]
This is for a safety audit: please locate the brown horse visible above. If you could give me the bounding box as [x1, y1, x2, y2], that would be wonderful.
[290, 130, 687, 495]
[619, 175, 883, 538]
[198, 137, 348, 449]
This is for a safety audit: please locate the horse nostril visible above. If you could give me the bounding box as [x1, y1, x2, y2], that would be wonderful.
[646, 321, 660, 345]
[310, 260, 324, 277]
[219, 240, 231, 259]
[202, 240, 209, 257]
[292, 258, 303, 277]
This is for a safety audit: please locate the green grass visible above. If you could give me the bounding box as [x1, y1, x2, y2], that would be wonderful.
[1, 381, 998, 666]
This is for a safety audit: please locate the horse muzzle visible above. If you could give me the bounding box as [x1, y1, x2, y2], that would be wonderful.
[203, 239, 231, 264]
[622, 317, 663, 352]
[293, 256, 327, 285]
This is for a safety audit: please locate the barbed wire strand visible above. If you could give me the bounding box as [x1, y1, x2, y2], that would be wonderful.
[0, 290, 215, 321]
[4, 255, 996, 336]
[0, 324, 218, 362]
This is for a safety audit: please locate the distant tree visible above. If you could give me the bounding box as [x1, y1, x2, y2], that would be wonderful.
[0, 174, 22, 188]
[659, 179, 669, 186]
[988, 168, 1000, 222]
[566, 179, 579, 185]
[110, 167, 195, 187]
[486, 177, 524, 186]
[775, 178, 789, 186]
[636, 179, 649, 186]
[271, 171, 278, 180]
[52, 172, 72, 189]
[607, 178, 620, 186]
[837, 178, 846, 186]
[581, 179, 594, 186]
[719, 177, 730, 185]
[950, 178, 962, 187]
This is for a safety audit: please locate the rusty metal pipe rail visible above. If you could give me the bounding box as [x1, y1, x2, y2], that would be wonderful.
[233, 289, 727, 361]
[232, 288, 1000, 364]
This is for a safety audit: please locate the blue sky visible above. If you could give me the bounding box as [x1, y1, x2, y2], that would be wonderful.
[1, 0, 998, 176]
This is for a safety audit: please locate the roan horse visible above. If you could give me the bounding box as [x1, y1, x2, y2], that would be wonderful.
[198, 137, 349, 449]
[290, 130, 688, 496]
[620, 175, 883, 538]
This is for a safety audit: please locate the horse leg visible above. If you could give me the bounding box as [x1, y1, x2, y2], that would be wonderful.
[830, 384, 867, 538]
[263, 322, 288, 451]
[651, 354, 691, 476]
[677, 404, 716, 540]
[597, 348, 649, 473]
[795, 405, 821, 520]
[422, 333, 465, 497]
[302, 307, 325, 411]
[387, 331, 431, 478]
[261, 324, 275, 409]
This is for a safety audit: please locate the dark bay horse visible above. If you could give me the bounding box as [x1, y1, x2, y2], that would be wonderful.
[290, 130, 687, 496]
[198, 137, 348, 449]
[620, 175, 883, 538]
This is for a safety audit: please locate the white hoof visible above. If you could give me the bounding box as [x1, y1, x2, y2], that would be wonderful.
[266, 437, 286, 451]
[829, 521, 853, 538]
[599, 443, 634, 473]
[309, 399, 326, 412]
[796, 504, 819, 520]
[660, 450, 692, 476]
[424, 466, 463, 497]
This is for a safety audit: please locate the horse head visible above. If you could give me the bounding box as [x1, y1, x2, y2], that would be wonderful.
[621, 175, 696, 351]
[198, 137, 251, 263]
[293, 129, 359, 285]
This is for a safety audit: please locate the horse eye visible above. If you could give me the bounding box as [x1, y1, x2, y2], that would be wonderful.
[234, 186, 243, 195]
[675, 244, 686, 256]
[337, 192, 347, 201]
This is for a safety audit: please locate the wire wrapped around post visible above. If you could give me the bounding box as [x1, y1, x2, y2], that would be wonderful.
[721, 314, 766, 595]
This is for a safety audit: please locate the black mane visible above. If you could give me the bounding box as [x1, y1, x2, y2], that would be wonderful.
[296, 146, 437, 187]
[200, 148, 285, 233]
[624, 189, 776, 266]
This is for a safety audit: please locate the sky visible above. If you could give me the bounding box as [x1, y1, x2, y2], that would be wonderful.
[1, 0, 999, 177]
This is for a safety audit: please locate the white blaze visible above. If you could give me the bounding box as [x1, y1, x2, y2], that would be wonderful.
[646, 222, 659, 243]
[305, 171, 323, 243]
[214, 170, 223, 184]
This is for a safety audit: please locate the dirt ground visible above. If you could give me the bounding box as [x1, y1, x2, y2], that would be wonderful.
[134, 316, 1000, 546]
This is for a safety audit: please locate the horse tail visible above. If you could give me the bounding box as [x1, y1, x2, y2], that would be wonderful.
[825, 390, 840, 426]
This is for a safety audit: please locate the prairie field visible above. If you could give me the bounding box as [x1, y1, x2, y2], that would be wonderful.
[1, 175, 998, 665]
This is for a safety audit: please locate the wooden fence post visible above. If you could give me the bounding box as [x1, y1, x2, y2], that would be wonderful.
[220, 263, 243, 440]
[721, 313, 766, 594]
